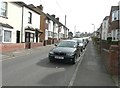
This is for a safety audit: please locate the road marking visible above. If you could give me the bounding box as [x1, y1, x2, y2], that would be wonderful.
[68, 49, 86, 88]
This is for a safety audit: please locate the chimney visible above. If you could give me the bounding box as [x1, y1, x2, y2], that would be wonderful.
[56, 17, 59, 21]
[37, 4, 43, 11]
[51, 14, 55, 18]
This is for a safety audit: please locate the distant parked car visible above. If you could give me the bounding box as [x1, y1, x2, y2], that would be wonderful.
[72, 38, 84, 52]
[48, 40, 80, 64]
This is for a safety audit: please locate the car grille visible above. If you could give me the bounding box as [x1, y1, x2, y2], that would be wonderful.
[54, 52, 66, 56]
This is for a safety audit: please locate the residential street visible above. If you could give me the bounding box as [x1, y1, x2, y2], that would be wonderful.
[2, 41, 117, 87]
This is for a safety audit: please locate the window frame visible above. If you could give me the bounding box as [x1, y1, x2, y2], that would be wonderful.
[28, 12, 32, 24]
[4, 30, 12, 42]
[0, 2, 7, 17]
[112, 10, 119, 21]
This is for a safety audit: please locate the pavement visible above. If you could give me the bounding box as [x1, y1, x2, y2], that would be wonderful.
[73, 41, 118, 86]
[1, 44, 54, 60]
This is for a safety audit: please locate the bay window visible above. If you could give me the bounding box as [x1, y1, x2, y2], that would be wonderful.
[112, 10, 119, 21]
[4, 30, 11, 42]
[0, 2, 7, 17]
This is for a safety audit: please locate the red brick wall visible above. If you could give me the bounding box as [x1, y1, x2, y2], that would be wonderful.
[31, 42, 43, 48]
[109, 49, 118, 75]
[0, 43, 25, 52]
[101, 45, 118, 75]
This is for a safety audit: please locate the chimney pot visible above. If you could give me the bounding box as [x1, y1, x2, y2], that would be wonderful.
[56, 17, 59, 21]
[37, 4, 43, 11]
[51, 14, 55, 18]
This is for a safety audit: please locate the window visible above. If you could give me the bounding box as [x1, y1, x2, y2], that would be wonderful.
[4, 30, 11, 42]
[48, 31, 53, 37]
[0, 27, 3, 42]
[112, 10, 119, 21]
[30, 33, 34, 42]
[25, 32, 34, 42]
[28, 12, 32, 24]
[48, 31, 51, 37]
[0, 2, 7, 17]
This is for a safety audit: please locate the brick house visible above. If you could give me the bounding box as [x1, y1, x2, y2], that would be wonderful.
[40, 13, 68, 45]
[109, 6, 119, 41]
[29, 4, 69, 46]
[101, 16, 109, 40]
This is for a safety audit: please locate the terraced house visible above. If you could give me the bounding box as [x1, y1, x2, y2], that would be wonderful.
[109, 6, 119, 41]
[0, 1, 43, 52]
[45, 14, 69, 45]
[0, 1, 69, 52]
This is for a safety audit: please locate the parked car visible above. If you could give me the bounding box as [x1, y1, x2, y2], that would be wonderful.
[82, 37, 89, 48]
[72, 38, 84, 52]
[48, 40, 80, 64]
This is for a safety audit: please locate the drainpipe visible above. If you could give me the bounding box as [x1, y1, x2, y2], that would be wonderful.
[21, 6, 24, 43]
[53, 22, 55, 44]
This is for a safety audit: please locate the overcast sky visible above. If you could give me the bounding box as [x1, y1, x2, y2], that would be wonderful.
[6, 0, 120, 34]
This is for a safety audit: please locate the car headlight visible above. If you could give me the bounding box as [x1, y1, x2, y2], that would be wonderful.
[49, 51, 54, 55]
[67, 52, 74, 56]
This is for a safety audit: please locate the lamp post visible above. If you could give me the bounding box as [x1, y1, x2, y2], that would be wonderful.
[92, 24, 95, 32]
[91, 24, 95, 45]
[92, 24, 95, 37]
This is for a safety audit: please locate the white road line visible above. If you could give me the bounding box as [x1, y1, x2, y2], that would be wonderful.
[68, 49, 86, 87]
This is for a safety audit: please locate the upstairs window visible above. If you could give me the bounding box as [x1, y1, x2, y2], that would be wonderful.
[28, 12, 32, 24]
[0, 2, 7, 17]
[112, 10, 119, 21]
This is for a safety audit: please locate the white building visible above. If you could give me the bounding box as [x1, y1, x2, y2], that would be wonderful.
[0, 2, 22, 43]
[110, 6, 119, 41]
[20, 3, 41, 43]
[0, 2, 41, 43]
[101, 16, 109, 40]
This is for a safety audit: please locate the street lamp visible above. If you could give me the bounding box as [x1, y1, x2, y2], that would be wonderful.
[91, 24, 95, 32]
[92, 24, 95, 37]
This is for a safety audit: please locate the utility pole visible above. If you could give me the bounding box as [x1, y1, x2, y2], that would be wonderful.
[74, 25, 76, 37]
[65, 15, 66, 26]
[92, 24, 95, 37]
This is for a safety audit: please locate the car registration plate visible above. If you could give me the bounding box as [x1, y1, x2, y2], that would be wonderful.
[55, 56, 64, 59]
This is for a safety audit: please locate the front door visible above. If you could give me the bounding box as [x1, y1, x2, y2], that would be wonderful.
[16, 31, 20, 43]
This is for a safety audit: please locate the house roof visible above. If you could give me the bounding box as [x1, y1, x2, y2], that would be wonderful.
[0, 23, 13, 29]
[11, 2, 41, 15]
[25, 26, 43, 33]
[46, 13, 69, 30]
[27, 4, 46, 15]
[11, 2, 69, 31]
[110, 6, 119, 12]
[46, 13, 62, 26]
[103, 16, 109, 21]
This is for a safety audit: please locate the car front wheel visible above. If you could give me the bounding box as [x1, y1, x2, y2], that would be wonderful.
[71, 55, 77, 64]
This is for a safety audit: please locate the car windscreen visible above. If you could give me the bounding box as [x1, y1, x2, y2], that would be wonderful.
[57, 41, 77, 48]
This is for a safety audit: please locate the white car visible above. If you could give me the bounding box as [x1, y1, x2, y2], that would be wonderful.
[72, 38, 85, 52]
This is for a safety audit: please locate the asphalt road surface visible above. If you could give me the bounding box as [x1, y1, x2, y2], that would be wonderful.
[2, 42, 116, 87]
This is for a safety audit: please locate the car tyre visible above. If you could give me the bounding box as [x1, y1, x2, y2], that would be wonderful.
[71, 55, 77, 64]
[81, 49, 83, 52]
[49, 58, 53, 62]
